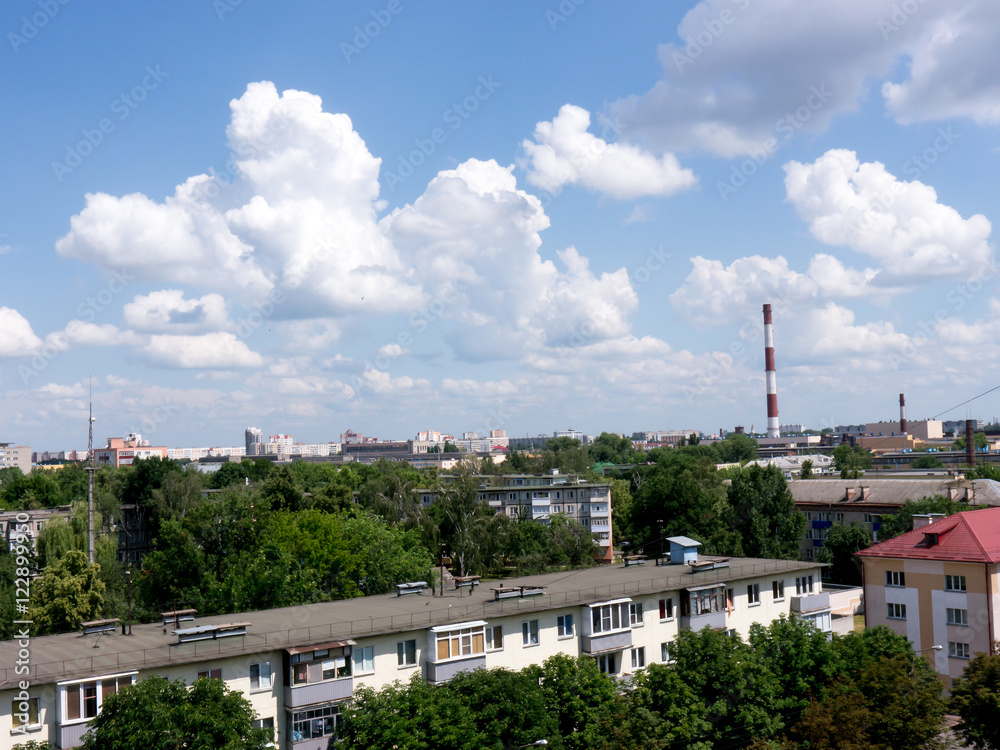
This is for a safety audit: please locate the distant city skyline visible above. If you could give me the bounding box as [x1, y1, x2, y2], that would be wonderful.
[3, 2, 999, 451]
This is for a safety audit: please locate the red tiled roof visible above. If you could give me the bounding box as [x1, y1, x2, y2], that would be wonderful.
[857, 507, 1000, 563]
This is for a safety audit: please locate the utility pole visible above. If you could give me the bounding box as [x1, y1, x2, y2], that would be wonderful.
[87, 379, 96, 565]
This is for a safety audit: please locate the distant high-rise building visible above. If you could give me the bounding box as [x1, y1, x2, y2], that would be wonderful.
[245, 426, 262, 456]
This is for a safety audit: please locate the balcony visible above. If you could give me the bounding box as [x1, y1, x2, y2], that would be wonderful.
[284, 677, 354, 708]
[582, 630, 632, 654]
[426, 654, 486, 683]
[680, 610, 727, 631]
[790, 592, 830, 614]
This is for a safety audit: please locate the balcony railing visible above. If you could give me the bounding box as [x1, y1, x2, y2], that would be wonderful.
[790, 592, 830, 613]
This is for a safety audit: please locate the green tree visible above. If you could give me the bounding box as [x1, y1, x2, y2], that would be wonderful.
[589, 432, 636, 464]
[118, 456, 183, 510]
[799, 458, 814, 479]
[209, 461, 249, 489]
[817, 522, 872, 585]
[950, 653, 1000, 750]
[911, 455, 944, 469]
[749, 615, 840, 703]
[725, 464, 805, 559]
[952, 432, 988, 451]
[533, 654, 617, 749]
[139, 519, 209, 611]
[80, 675, 272, 750]
[629, 664, 713, 750]
[833, 444, 873, 478]
[966, 463, 1000, 481]
[29, 550, 106, 633]
[715, 433, 759, 463]
[449, 668, 557, 750]
[259, 465, 303, 511]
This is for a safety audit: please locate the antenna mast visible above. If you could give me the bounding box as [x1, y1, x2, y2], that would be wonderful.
[87, 378, 96, 565]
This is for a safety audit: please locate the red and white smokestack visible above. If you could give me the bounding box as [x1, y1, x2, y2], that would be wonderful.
[763, 304, 779, 438]
[899, 393, 907, 435]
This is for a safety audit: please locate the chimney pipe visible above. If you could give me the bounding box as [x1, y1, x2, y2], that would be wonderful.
[966, 418, 976, 467]
[899, 393, 907, 435]
[763, 304, 780, 438]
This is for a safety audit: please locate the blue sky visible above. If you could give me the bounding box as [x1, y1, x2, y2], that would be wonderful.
[2, 0, 1000, 450]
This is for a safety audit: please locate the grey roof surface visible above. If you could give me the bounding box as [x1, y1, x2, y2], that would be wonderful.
[0, 556, 819, 689]
[788, 478, 1000, 508]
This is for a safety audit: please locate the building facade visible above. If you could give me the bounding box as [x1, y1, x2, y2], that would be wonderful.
[93, 436, 168, 469]
[0, 550, 829, 750]
[0, 444, 31, 474]
[857, 507, 1000, 685]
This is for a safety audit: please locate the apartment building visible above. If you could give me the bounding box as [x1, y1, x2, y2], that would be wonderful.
[0, 507, 72, 554]
[0, 444, 31, 474]
[420, 472, 614, 561]
[857, 507, 1000, 686]
[93, 435, 168, 468]
[790, 478, 1000, 561]
[0, 544, 828, 750]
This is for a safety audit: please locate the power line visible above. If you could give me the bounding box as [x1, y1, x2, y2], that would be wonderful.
[932, 384, 1000, 419]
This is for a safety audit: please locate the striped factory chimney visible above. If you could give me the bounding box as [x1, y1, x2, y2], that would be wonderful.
[899, 393, 907, 435]
[763, 304, 779, 438]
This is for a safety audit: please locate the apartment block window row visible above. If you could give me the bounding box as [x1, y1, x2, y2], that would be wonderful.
[887, 603, 906, 620]
[949, 641, 971, 659]
[946, 608, 968, 626]
[945, 575, 967, 592]
[885, 571, 905, 587]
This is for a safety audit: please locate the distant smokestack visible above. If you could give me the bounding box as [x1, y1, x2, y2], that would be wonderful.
[966, 419, 976, 467]
[899, 394, 907, 435]
[763, 304, 779, 438]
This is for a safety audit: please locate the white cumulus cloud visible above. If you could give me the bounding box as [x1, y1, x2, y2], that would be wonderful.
[123, 290, 231, 333]
[0, 308, 43, 357]
[139, 333, 265, 369]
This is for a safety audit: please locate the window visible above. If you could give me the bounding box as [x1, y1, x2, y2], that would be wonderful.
[835, 513, 844, 523]
[805, 548, 814, 560]
[557, 614, 574, 638]
[434, 624, 486, 660]
[353, 646, 375, 674]
[486, 625, 503, 651]
[658, 598, 674, 620]
[522, 620, 539, 646]
[887, 603, 906, 620]
[683, 586, 726, 616]
[290, 704, 341, 742]
[629, 602, 644, 626]
[567, 505, 574, 513]
[864, 513, 881, 523]
[591, 601, 631, 633]
[631, 647, 646, 670]
[250, 662, 272, 691]
[772, 580, 784, 601]
[795, 576, 814, 595]
[595, 653, 617, 674]
[397, 640, 417, 667]
[197, 669, 222, 681]
[661, 642, 671, 663]
[321, 657, 350, 680]
[805, 528, 813, 540]
[11, 697, 39, 730]
[946, 608, 969, 626]
[66, 682, 98, 721]
[253, 716, 274, 735]
[292, 663, 309, 684]
[804, 512, 812, 521]
[747, 584, 760, 605]
[945, 575, 967, 592]
[949, 641, 971, 659]
[885, 571, 905, 587]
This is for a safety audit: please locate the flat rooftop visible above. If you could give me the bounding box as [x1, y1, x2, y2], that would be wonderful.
[0, 556, 820, 688]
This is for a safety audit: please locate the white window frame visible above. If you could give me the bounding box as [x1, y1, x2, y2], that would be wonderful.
[430, 621, 487, 663]
[557, 614, 574, 638]
[946, 608, 969, 627]
[595, 653, 617, 674]
[353, 645, 375, 675]
[747, 583, 760, 606]
[945, 575, 967, 592]
[949, 641, 971, 659]
[485, 625, 503, 651]
[397, 639, 417, 668]
[58, 671, 137, 727]
[522, 619, 539, 647]
[885, 571, 905, 587]
[772, 580, 784, 601]
[795, 575, 814, 595]
[629, 602, 644, 626]
[11, 696, 41, 732]
[590, 600, 631, 634]
[887, 603, 906, 620]
[660, 642, 672, 663]
[658, 597, 674, 621]
[250, 661, 272, 691]
[631, 647, 646, 670]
